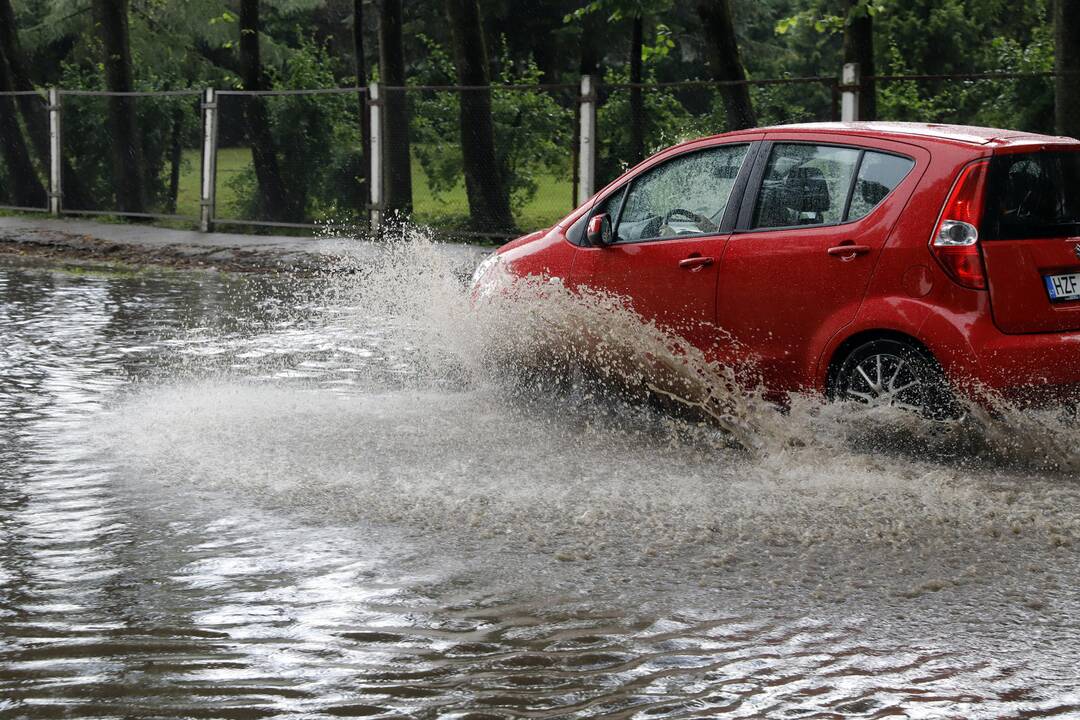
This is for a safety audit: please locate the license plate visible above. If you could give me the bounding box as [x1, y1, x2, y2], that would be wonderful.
[1046, 273, 1080, 302]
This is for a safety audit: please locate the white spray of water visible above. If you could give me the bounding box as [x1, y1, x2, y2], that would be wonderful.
[329, 228, 1080, 470]
[97, 228, 1080, 570]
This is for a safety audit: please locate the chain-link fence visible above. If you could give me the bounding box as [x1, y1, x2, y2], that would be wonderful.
[871, 72, 1056, 132]
[0, 70, 1065, 241]
[390, 83, 579, 236]
[594, 77, 838, 189]
[213, 87, 368, 231]
[57, 90, 203, 222]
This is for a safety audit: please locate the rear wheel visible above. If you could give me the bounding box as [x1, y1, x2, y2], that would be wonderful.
[831, 339, 958, 418]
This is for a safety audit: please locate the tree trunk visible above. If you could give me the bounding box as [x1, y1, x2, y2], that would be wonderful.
[166, 106, 183, 214]
[0, 44, 46, 207]
[239, 0, 297, 222]
[444, 0, 514, 233]
[378, 0, 413, 218]
[354, 0, 371, 212]
[843, 0, 876, 121]
[1055, 0, 1080, 138]
[696, 0, 755, 130]
[629, 15, 645, 165]
[0, 0, 87, 208]
[92, 0, 146, 214]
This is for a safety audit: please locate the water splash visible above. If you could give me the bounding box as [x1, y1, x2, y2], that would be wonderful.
[9, 254, 1080, 718]
[329, 228, 777, 451]
[96, 227, 1080, 565]
[327, 227, 1080, 471]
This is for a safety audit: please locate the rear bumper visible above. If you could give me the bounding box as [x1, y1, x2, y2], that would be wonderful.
[931, 314, 1080, 404]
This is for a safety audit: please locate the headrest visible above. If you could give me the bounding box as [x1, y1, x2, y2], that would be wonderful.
[712, 163, 740, 179]
[860, 179, 889, 206]
[1005, 164, 1056, 218]
[783, 166, 830, 213]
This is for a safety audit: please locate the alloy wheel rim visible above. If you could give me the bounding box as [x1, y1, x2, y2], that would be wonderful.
[844, 352, 924, 409]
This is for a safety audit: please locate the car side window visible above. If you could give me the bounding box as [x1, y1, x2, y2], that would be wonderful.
[752, 144, 860, 229]
[846, 152, 915, 221]
[606, 144, 749, 243]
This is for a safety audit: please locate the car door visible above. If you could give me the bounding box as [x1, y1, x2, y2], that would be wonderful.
[569, 140, 759, 354]
[715, 136, 926, 394]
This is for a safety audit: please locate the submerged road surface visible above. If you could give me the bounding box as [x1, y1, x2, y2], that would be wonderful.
[1, 246, 1079, 719]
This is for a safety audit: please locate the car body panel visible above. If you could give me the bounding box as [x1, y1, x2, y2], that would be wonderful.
[488, 123, 1080, 403]
[714, 133, 932, 394]
[498, 226, 577, 280]
[566, 135, 763, 349]
[978, 143, 1080, 335]
[570, 233, 730, 351]
[983, 237, 1080, 334]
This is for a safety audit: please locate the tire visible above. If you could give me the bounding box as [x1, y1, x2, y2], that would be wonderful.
[830, 338, 958, 419]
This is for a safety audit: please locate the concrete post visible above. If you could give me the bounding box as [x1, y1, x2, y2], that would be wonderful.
[368, 82, 383, 232]
[48, 88, 61, 216]
[841, 63, 860, 123]
[199, 88, 218, 233]
[577, 74, 597, 206]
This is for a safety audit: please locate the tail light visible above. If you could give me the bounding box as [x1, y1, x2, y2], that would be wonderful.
[930, 159, 989, 290]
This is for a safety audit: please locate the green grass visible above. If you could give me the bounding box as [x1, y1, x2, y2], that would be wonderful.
[176, 146, 574, 232]
[176, 146, 253, 221]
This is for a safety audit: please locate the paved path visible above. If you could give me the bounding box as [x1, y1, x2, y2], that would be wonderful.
[0, 216, 490, 272]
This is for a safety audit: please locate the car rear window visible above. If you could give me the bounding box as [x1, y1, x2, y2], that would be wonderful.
[982, 151, 1080, 239]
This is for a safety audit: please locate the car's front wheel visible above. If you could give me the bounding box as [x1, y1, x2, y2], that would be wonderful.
[831, 338, 958, 418]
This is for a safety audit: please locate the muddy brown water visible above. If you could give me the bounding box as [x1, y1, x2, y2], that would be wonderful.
[1, 248, 1079, 719]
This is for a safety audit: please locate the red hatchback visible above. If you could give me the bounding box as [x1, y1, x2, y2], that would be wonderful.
[475, 122, 1080, 410]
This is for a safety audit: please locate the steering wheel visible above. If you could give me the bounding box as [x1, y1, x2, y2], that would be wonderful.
[661, 207, 718, 234]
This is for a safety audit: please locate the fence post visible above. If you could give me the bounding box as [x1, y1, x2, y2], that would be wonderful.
[841, 63, 860, 123]
[48, 88, 61, 216]
[577, 74, 597, 206]
[368, 82, 383, 232]
[199, 88, 218, 233]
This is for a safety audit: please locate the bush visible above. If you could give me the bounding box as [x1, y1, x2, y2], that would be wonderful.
[409, 36, 573, 227]
[595, 66, 701, 186]
[226, 35, 365, 223]
[57, 62, 200, 213]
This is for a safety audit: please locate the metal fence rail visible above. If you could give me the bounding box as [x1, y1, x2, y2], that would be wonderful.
[0, 66, 1066, 240]
[209, 87, 369, 232]
[53, 89, 204, 223]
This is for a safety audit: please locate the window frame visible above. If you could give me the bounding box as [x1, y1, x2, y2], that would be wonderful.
[584, 141, 761, 246]
[735, 140, 916, 234]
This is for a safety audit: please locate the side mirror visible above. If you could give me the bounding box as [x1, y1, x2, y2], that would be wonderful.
[586, 213, 614, 247]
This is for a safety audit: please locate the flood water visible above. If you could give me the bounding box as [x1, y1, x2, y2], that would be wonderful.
[1, 241, 1079, 719]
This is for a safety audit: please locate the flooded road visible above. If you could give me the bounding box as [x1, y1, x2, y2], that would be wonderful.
[1, 245, 1079, 718]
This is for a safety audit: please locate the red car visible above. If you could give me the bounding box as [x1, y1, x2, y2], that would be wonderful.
[474, 122, 1080, 410]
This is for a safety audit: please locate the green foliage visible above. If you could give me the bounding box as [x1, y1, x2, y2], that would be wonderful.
[226, 34, 365, 222]
[641, 22, 675, 62]
[408, 36, 573, 224]
[875, 0, 1054, 131]
[8, 0, 1068, 233]
[774, 0, 884, 36]
[749, 79, 831, 126]
[55, 51, 201, 213]
[774, 11, 844, 36]
[563, 0, 673, 24]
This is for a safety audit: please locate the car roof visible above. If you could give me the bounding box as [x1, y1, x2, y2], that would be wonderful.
[712, 121, 1080, 149]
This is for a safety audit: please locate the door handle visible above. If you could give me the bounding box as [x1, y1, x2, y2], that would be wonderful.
[679, 256, 714, 269]
[827, 244, 871, 258]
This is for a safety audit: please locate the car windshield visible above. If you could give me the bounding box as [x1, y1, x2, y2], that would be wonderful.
[983, 151, 1080, 239]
